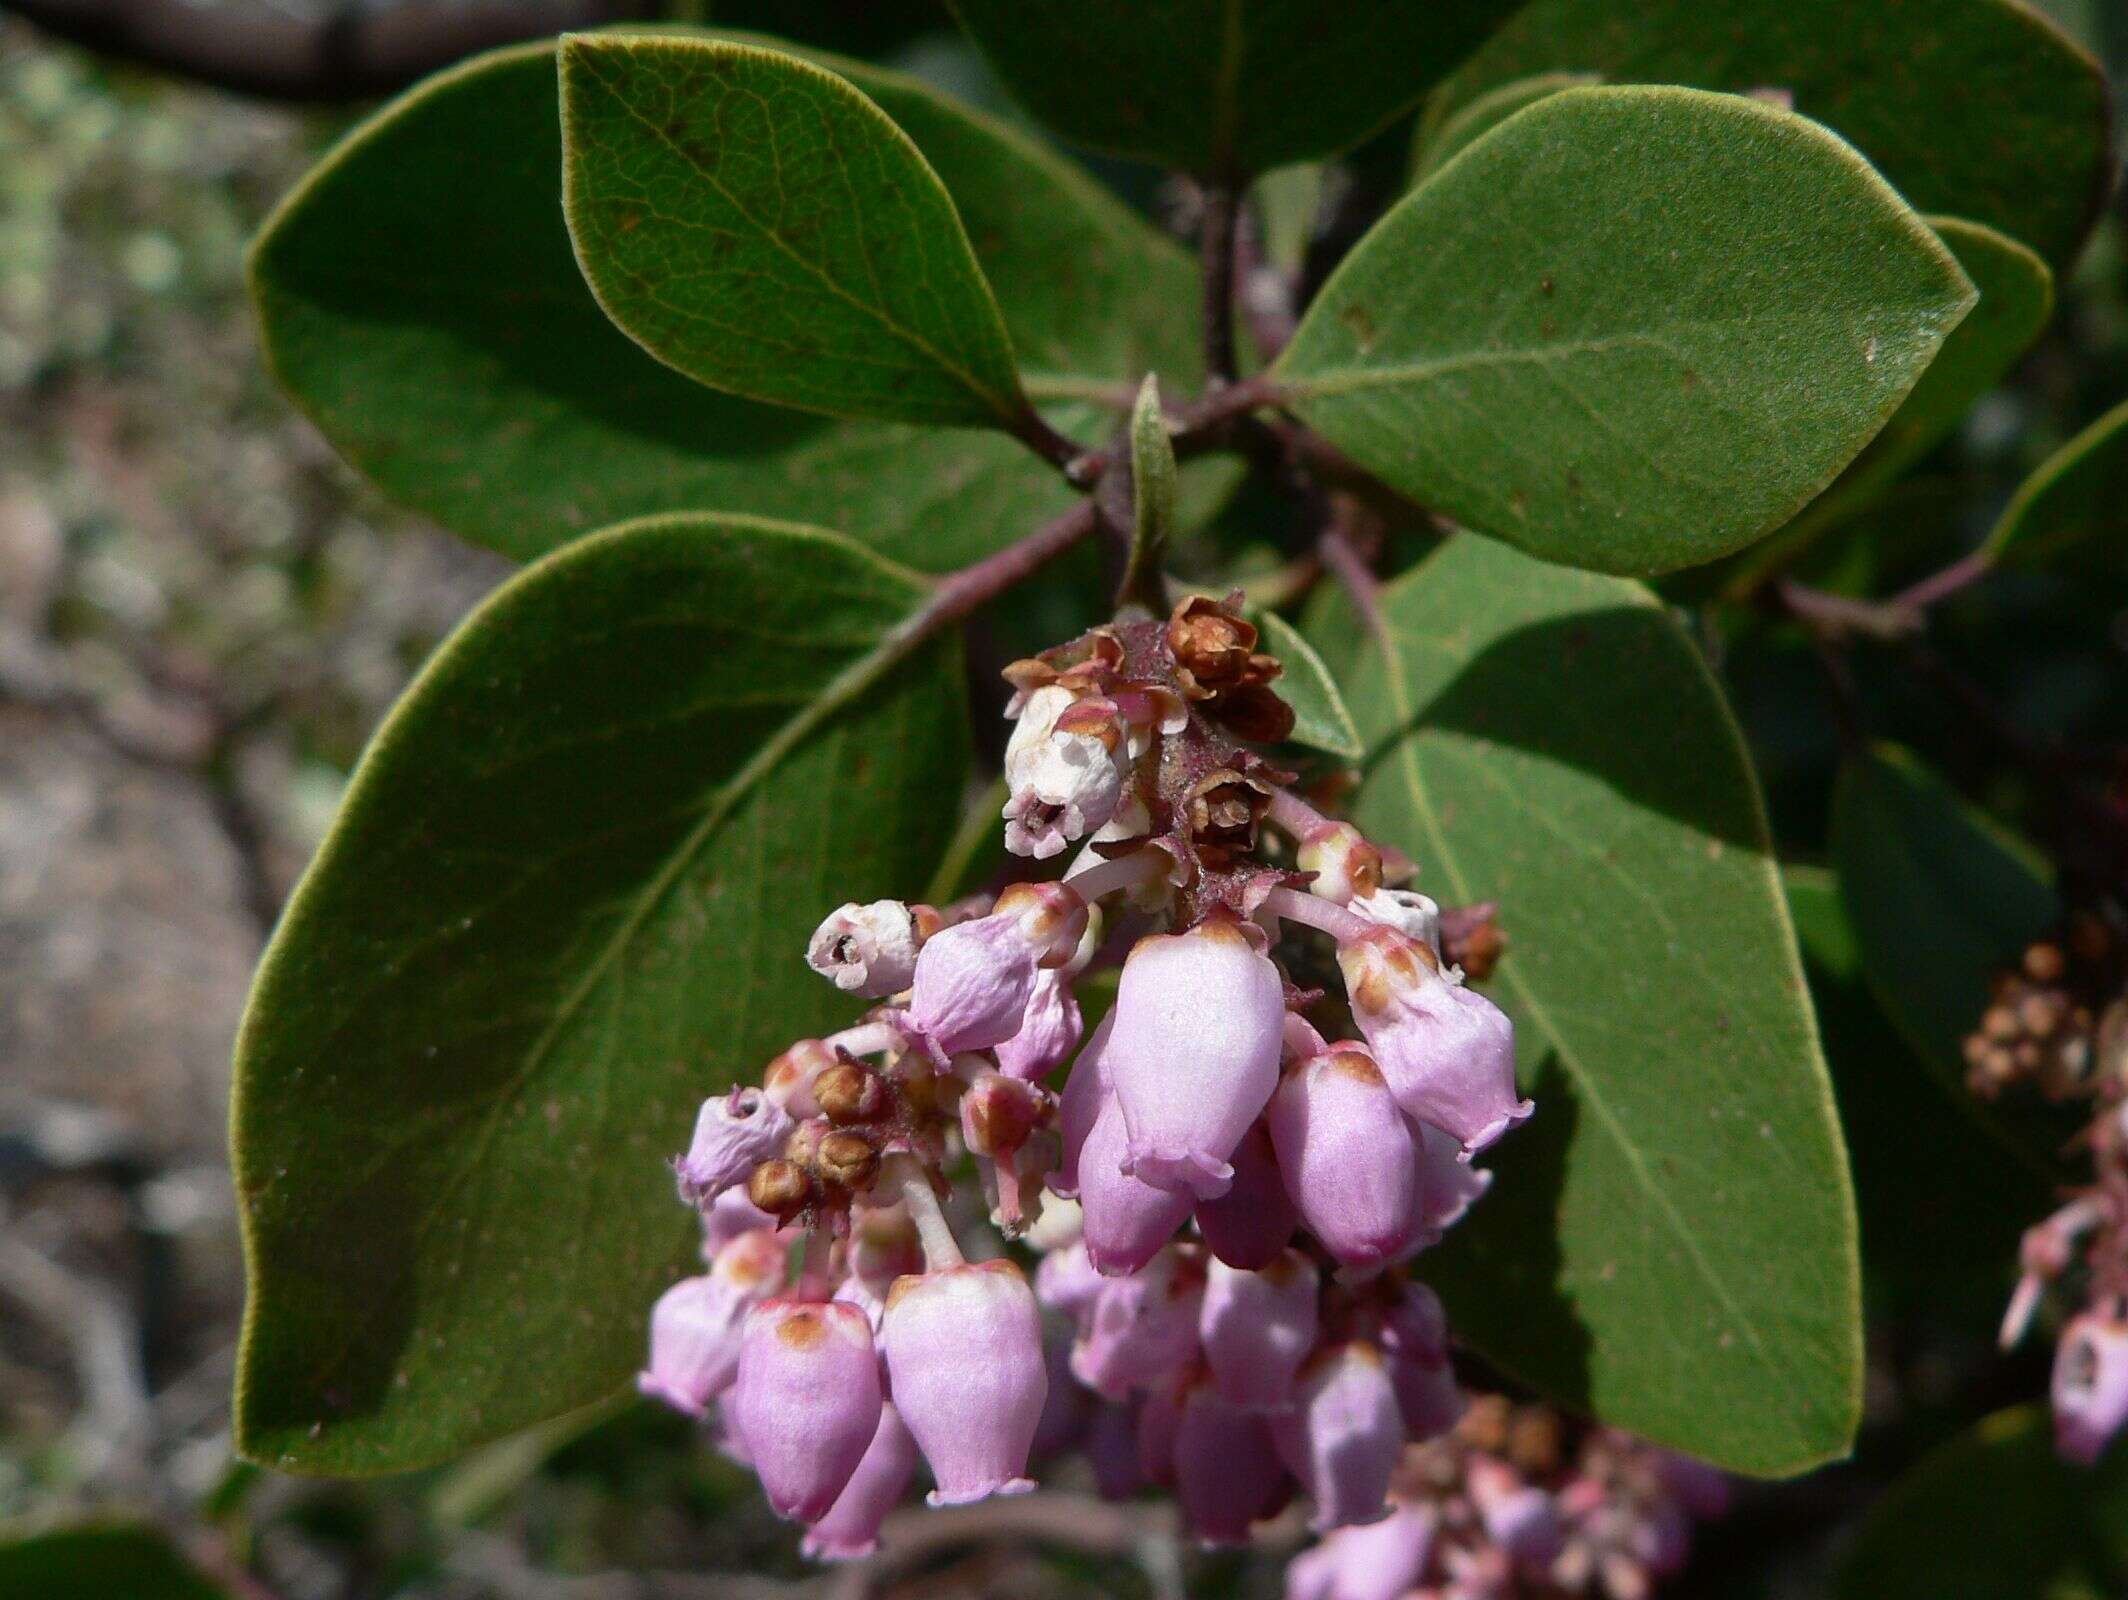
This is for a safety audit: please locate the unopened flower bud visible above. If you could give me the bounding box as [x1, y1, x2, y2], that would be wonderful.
[995, 968, 1085, 1081]
[1284, 1505, 1437, 1600]
[960, 1069, 1049, 1159]
[1174, 1377, 1293, 1546]
[728, 1298, 883, 1522]
[1194, 1120, 1301, 1270]
[800, 1401, 919, 1562]
[806, 900, 932, 996]
[676, 1086, 797, 1205]
[1339, 925, 1529, 1157]
[1269, 1047, 1419, 1269]
[908, 881, 1086, 1058]
[1108, 920, 1286, 1200]
[1071, 1246, 1205, 1397]
[884, 1261, 1048, 1504]
[810, 1060, 882, 1124]
[1273, 1341, 1404, 1531]
[764, 1039, 839, 1118]
[2054, 1310, 2128, 1465]
[844, 1203, 924, 1298]
[747, 1157, 814, 1222]
[1200, 1251, 1320, 1408]
[814, 1129, 882, 1192]
[1298, 822, 1383, 905]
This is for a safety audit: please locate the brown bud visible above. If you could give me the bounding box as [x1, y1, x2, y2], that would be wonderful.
[814, 1130, 881, 1191]
[816, 1061, 888, 1124]
[1214, 682, 1297, 745]
[1981, 1005, 2022, 1043]
[747, 1158, 813, 1221]
[2024, 941, 2068, 984]
[1167, 595, 1264, 695]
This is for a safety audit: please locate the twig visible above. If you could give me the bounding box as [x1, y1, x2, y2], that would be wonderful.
[1199, 183, 1241, 385]
[1317, 518, 1388, 645]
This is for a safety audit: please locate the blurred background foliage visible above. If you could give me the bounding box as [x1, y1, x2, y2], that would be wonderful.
[1, 1, 2126, 1596]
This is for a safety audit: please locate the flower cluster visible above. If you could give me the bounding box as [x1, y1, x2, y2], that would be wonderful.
[636, 597, 1541, 1557]
[1288, 1398, 1729, 1600]
[1976, 914, 2128, 1463]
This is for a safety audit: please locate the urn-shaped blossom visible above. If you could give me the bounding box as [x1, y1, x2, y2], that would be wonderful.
[1200, 1250, 1320, 1408]
[908, 881, 1085, 1058]
[1077, 1093, 1194, 1275]
[2054, 1310, 2128, 1465]
[1338, 925, 1529, 1157]
[728, 1298, 883, 1522]
[1071, 1246, 1205, 1397]
[1194, 1119, 1301, 1270]
[1054, 1013, 1112, 1198]
[1273, 1341, 1405, 1531]
[1174, 1378, 1292, 1546]
[1268, 1046, 1419, 1269]
[800, 1402, 920, 1562]
[1105, 919, 1286, 1199]
[806, 899, 930, 996]
[883, 1260, 1048, 1504]
[995, 967, 1084, 1080]
[1284, 1505, 1438, 1600]
[675, 1086, 797, 1205]
[637, 1228, 787, 1415]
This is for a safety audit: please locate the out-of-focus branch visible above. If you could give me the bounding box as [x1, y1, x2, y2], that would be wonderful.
[3, 0, 652, 102]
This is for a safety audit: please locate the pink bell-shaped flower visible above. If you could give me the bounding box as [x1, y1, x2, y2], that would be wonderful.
[637, 1228, 787, 1415]
[1195, 1119, 1301, 1270]
[1085, 1398, 1146, 1499]
[728, 1297, 883, 1522]
[2054, 1310, 2128, 1465]
[1071, 1246, 1205, 1397]
[1174, 1377, 1293, 1546]
[1273, 1341, 1405, 1531]
[1268, 1046, 1419, 1269]
[1338, 925, 1529, 1157]
[1200, 1250, 1320, 1408]
[1467, 1457, 1562, 1564]
[908, 882, 1085, 1058]
[799, 1401, 920, 1562]
[1379, 1279, 1462, 1438]
[806, 898, 930, 996]
[675, 1085, 797, 1205]
[1052, 1012, 1112, 1197]
[1136, 1377, 1185, 1487]
[700, 1185, 777, 1255]
[1106, 919, 1286, 1199]
[995, 968, 1084, 1081]
[883, 1260, 1048, 1504]
[1285, 1504, 1438, 1600]
[1034, 1237, 1106, 1321]
[1078, 1093, 1194, 1275]
[1405, 1119, 1493, 1251]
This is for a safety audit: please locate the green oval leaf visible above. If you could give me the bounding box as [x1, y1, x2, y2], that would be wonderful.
[1424, 0, 2112, 267]
[1312, 533, 1860, 1475]
[560, 34, 1027, 429]
[1985, 396, 2128, 570]
[0, 1527, 229, 1600]
[1257, 609, 1363, 761]
[945, 0, 1526, 176]
[231, 515, 967, 1474]
[1838, 1406, 2128, 1599]
[251, 37, 1199, 568]
[1276, 86, 1975, 576]
[1410, 70, 1601, 184]
[1829, 744, 2066, 1177]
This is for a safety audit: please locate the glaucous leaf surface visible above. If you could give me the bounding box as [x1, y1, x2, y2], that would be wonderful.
[1424, 0, 2112, 266]
[1312, 534, 1860, 1475]
[1277, 87, 1975, 576]
[1722, 218, 2054, 594]
[232, 516, 966, 1473]
[1257, 610, 1363, 761]
[1985, 396, 2128, 570]
[1830, 746, 2068, 1177]
[1837, 1406, 2128, 1599]
[252, 38, 1199, 568]
[1409, 70, 1599, 184]
[1786, 869, 2045, 1337]
[945, 0, 1526, 176]
[0, 1527, 229, 1600]
[560, 35, 1025, 429]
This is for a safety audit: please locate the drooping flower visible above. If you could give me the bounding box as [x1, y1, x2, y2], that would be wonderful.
[727, 1298, 883, 1522]
[1284, 1504, 1437, 1600]
[1194, 1119, 1301, 1270]
[1053, 1012, 1112, 1199]
[1070, 1245, 1205, 1396]
[1105, 919, 1286, 1199]
[884, 1260, 1049, 1504]
[800, 1402, 920, 1562]
[1004, 695, 1138, 859]
[907, 881, 1085, 1058]
[637, 1228, 787, 1415]
[1268, 1046, 1419, 1269]
[995, 967, 1085, 1081]
[1076, 1093, 1194, 1275]
[1467, 1456, 1563, 1564]
[675, 1086, 797, 1205]
[1273, 1341, 1405, 1531]
[1199, 1250, 1320, 1408]
[1174, 1377, 1292, 1546]
[805, 899, 933, 996]
[1338, 924, 1529, 1157]
[2053, 1310, 2128, 1465]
